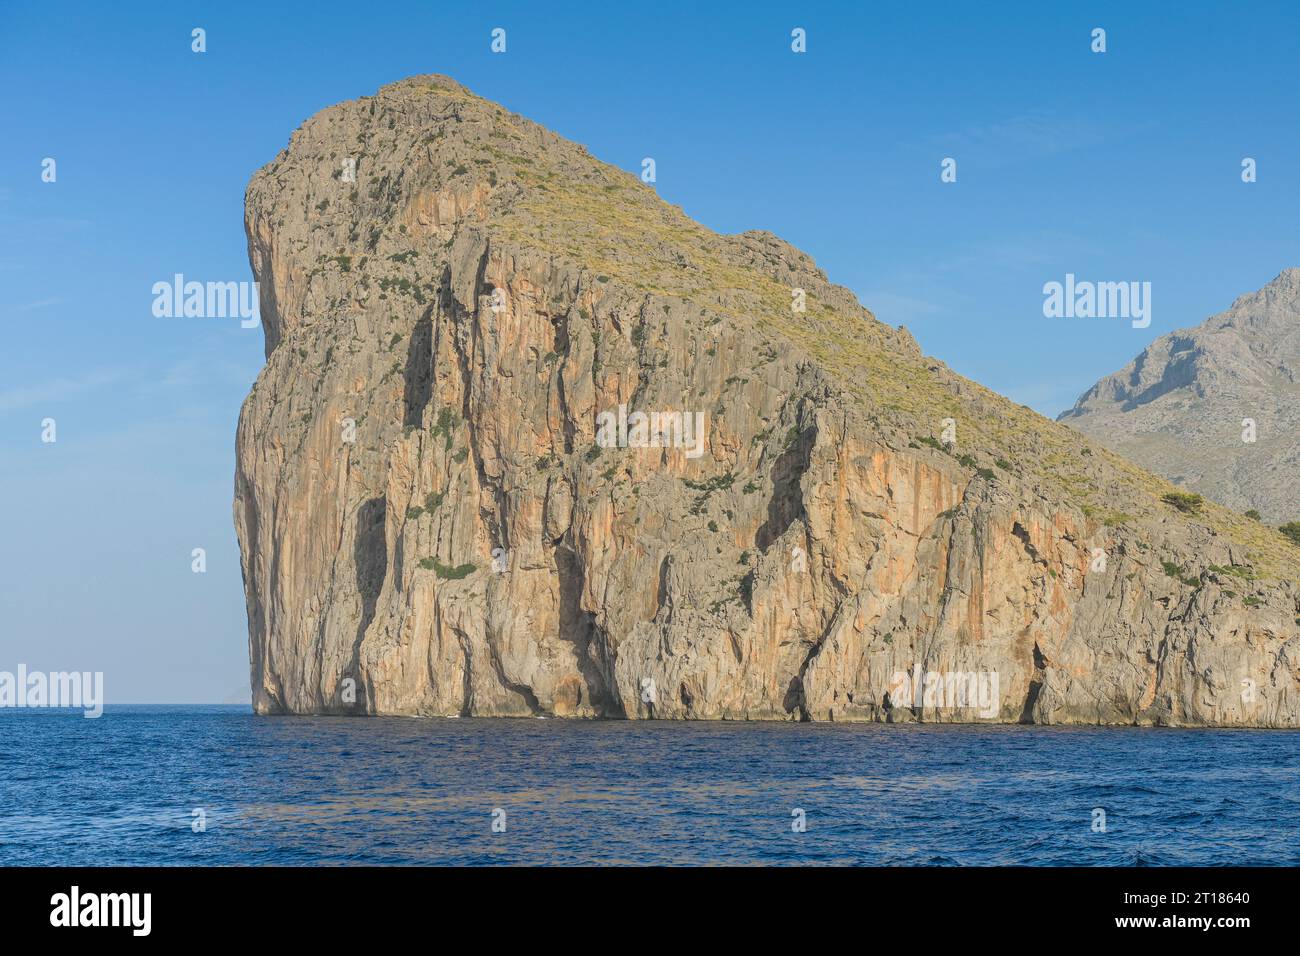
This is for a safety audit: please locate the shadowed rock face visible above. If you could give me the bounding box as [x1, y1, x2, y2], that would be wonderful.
[1060, 270, 1300, 525]
[235, 75, 1300, 726]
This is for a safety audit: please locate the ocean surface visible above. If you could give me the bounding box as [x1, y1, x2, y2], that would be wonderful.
[2, 706, 1297, 865]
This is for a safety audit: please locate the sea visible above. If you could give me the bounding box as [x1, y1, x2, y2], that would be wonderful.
[2, 706, 1297, 865]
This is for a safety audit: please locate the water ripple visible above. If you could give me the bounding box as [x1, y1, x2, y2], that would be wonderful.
[1, 707, 1297, 865]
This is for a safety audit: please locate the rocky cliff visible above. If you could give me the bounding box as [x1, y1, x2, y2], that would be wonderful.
[1060, 270, 1300, 525]
[235, 76, 1300, 726]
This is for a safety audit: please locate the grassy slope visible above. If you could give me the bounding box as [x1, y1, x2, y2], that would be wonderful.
[409, 78, 1297, 583]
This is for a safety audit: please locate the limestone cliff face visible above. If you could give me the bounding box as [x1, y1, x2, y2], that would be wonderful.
[235, 76, 1300, 726]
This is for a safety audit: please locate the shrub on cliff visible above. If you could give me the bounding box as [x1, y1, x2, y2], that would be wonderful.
[1161, 492, 1204, 515]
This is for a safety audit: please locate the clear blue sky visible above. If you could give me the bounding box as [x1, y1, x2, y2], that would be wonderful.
[3, 1, 1297, 702]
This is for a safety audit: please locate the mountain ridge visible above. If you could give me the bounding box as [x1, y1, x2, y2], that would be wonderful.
[1060, 269, 1300, 524]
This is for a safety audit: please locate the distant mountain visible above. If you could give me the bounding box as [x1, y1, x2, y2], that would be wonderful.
[1060, 270, 1300, 525]
[222, 686, 252, 706]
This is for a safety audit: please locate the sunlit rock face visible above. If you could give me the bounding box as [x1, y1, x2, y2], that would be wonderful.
[235, 76, 1300, 725]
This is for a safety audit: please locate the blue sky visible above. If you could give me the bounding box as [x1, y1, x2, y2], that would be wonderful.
[2, 1, 1297, 702]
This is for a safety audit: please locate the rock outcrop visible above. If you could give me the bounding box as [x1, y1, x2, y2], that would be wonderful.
[1059, 270, 1300, 525]
[235, 76, 1300, 726]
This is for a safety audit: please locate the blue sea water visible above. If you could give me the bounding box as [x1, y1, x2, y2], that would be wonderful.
[1, 706, 1297, 865]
